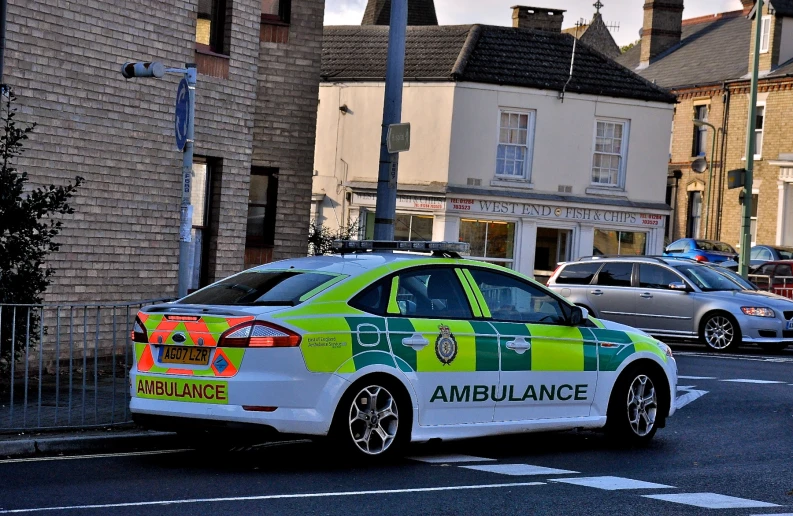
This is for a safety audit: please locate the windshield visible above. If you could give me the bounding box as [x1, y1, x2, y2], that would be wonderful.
[706, 266, 757, 291]
[696, 241, 735, 253]
[179, 271, 343, 306]
[674, 264, 744, 292]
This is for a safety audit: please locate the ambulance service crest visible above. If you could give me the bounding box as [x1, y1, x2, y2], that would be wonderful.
[435, 325, 458, 365]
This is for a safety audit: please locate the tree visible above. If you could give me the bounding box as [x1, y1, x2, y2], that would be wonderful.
[621, 40, 640, 53]
[0, 89, 83, 372]
[308, 220, 359, 256]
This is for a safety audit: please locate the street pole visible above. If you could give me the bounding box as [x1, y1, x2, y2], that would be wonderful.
[694, 120, 717, 239]
[373, 0, 407, 241]
[177, 64, 197, 299]
[740, 0, 763, 278]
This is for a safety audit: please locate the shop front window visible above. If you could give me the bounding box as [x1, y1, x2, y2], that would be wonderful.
[394, 214, 434, 241]
[594, 229, 647, 256]
[459, 219, 515, 268]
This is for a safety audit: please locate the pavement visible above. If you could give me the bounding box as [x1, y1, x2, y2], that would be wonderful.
[0, 343, 792, 514]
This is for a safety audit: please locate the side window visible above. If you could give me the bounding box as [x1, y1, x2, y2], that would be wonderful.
[666, 241, 686, 253]
[595, 263, 633, 287]
[759, 264, 776, 276]
[777, 264, 793, 277]
[393, 268, 472, 319]
[639, 264, 683, 290]
[468, 268, 568, 324]
[555, 263, 602, 285]
[761, 249, 773, 261]
[349, 279, 389, 316]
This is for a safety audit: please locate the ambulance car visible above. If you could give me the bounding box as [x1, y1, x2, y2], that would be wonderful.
[130, 241, 677, 458]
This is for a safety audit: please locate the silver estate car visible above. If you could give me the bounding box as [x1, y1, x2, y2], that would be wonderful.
[547, 256, 793, 352]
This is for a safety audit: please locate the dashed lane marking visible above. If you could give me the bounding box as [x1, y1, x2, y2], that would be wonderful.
[461, 464, 578, 476]
[721, 379, 787, 384]
[0, 449, 190, 465]
[551, 476, 674, 491]
[644, 493, 780, 509]
[678, 376, 717, 380]
[0, 482, 547, 514]
[408, 454, 496, 464]
[676, 386, 708, 409]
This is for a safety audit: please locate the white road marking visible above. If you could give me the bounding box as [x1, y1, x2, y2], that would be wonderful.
[551, 476, 674, 491]
[462, 464, 578, 476]
[750, 513, 793, 515]
[675, 386, 709, 409]
[0, 482, 546, 513]
[721, 379, 787, 384]
[678, 376, 716, 380]
[0, 449, 189, 465]
[408, 454, 495, 464]
[644, 493, 779, 509]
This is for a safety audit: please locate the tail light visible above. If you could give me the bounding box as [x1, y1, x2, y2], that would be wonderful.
[694, 255, 709, 263]
[219, 321, 301, 348]
[132, 316, 149, 343]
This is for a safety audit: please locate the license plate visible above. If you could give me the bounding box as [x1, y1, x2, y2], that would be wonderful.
[786, 320, 793, 330]
[160, 346, 211, 365]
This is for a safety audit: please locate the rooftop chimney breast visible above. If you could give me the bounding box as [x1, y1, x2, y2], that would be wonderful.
[639, 0, 684, 68]
[512, 5, 566, 33]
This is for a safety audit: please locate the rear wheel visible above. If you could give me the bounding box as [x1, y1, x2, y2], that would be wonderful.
[330, 377, 408, 460]
[606, 365, 662, 445]
[700, 313, 741, 352]
[758, 342, 789, 353]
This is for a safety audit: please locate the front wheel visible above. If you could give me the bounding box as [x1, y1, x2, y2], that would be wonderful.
[606, 366, 661, 445]
[700, 313, 741, 352]
[331, 379, 407, 459]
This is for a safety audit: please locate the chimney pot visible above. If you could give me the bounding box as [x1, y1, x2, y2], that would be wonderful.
[511, 5, 566, 33]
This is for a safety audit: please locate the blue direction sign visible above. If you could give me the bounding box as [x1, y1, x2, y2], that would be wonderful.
[174, 78, 190, 151]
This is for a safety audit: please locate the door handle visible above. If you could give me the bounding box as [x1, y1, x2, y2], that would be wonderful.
[505, 337, 531, 355]
[590, 289, 603, 296]
[402, 333, 429, 351]
[640, 293, 653, 299]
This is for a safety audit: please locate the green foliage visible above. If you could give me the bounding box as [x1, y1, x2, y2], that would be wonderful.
[0, 90, 83, 372]
[308, 220, 359, 256]
[620, 40, 640, 53]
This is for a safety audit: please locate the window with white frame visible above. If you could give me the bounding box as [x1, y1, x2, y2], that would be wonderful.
[496, 110, 535, 180]
[755, 104, 765, 158]
[750, 193, 759, 245]
[592, 119, 628, 187]
[760, 16, 771, 53]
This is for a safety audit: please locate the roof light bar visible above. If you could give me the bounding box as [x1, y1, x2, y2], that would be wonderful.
[333, 240, 470, 256]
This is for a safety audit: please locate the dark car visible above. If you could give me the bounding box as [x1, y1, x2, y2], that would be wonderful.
[750, 245, 793, 267]
[663, 238, 738, 264]
[749, 261, 793, 299]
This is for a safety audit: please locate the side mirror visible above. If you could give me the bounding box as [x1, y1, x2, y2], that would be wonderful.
[669, 282, 689, 292]
[569, 306, 587, 326]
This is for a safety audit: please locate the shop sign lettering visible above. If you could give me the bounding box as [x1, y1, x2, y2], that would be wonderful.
[448, 198, 665, 228]
[353, 193, 445, 210]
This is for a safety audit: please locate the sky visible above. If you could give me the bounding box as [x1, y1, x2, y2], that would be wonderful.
[323, 0, 745, 47]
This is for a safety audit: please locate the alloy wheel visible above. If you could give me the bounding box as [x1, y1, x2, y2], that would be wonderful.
[626, 375, 657, 437]
[348, 385, 399, 455]
[704, 316, 735, 350]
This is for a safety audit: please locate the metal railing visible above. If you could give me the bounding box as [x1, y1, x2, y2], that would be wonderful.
[0, 299, 171, 432]
[747, 274, 793, 299]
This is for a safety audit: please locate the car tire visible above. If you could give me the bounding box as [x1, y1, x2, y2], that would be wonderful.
[758, 342, 789, 353]
[330, 376, 409, 460]
[699, 312, 741, 352]
[605, 363, 662, 446]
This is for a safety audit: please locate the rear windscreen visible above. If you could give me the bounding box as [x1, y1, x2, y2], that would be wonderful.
[179, 271, 341, 306]
[555, 263, 602, 285]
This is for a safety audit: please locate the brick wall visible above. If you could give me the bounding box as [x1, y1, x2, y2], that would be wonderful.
[5, 0, 323, 303]
[252, 1, 325, 261]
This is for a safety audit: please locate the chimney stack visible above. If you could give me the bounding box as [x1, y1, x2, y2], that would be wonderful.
[512, 6, 566, 33]
[639, 0, 684, 68]
[740, 0, 754, 14]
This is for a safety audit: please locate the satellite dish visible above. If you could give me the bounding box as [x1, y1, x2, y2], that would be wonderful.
[691, 157, 708, 174]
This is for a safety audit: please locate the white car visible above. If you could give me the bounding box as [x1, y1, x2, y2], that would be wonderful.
[130, 241, 677, 458]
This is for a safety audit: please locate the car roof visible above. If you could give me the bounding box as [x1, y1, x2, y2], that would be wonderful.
[248, 252, 469, 278]
[573, 256, 693, 266]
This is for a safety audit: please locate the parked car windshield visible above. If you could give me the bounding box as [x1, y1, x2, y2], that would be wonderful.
[673, 264, 743, 292]
[179, 271, 341, 306]
[695, 240, 734, 253]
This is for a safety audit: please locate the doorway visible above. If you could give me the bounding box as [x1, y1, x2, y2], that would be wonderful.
[534, 227, 571, 282]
